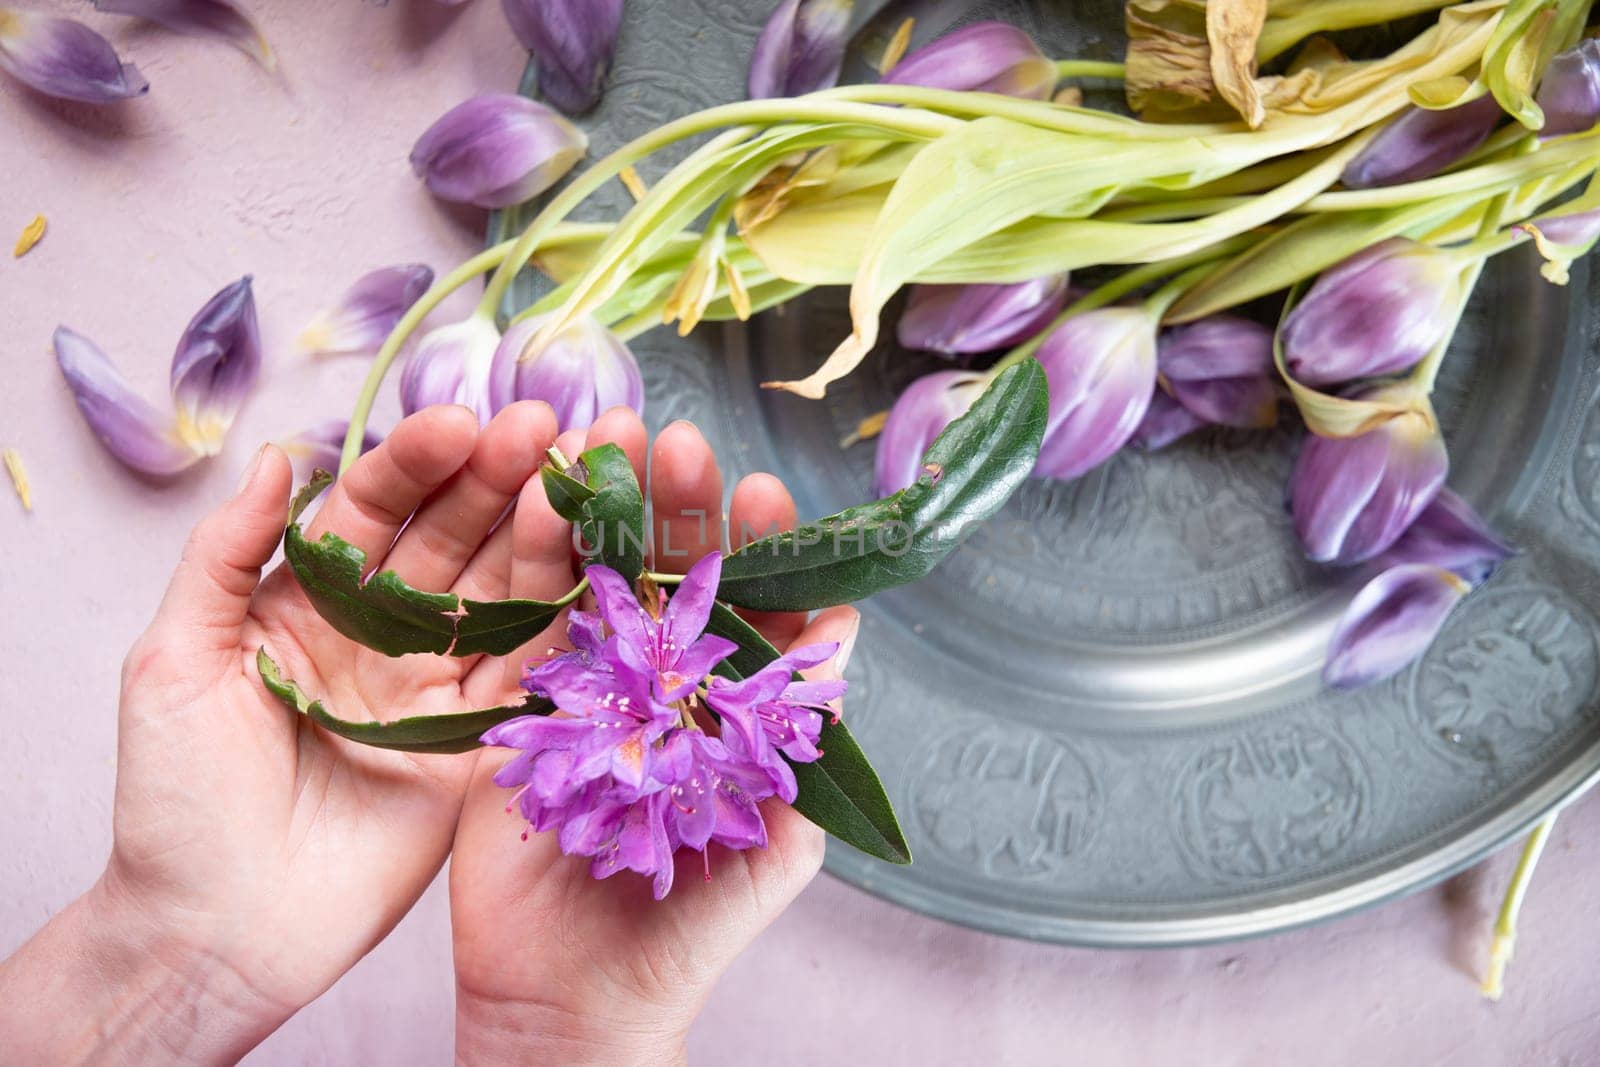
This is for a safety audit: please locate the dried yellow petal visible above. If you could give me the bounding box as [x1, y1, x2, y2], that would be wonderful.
[721, 259, 752, 321]
[1053, 86, 1085, 107]
[877, 18, 915, 75]
[839, 409, 889, 448]
[1207, 0, 1270, 128]
[619, 165, 648, 202]
[13, 215, 45, 258]
[3, 448, 31, 512]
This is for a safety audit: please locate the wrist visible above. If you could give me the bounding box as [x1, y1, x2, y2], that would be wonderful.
[454, 983, 691, 1067]
[0, 875, 292, 1064]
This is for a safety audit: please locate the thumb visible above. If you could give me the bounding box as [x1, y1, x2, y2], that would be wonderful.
[155, 444, 293, 651]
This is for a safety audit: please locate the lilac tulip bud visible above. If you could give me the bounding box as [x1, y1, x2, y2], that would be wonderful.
[399, 315, 502, 421]
[1341, 95, 1502, 189]
[92, 0, 274, 70]
[1290, 386, 1448, 566]
[489, 313, 643, 433]
[1032, 308, 1158, 481]
[1536, 38, 1600, 138]
[169, 277, 261, 456]
[1377, 487, 1513, 585]
[882, 21, 1056, 100]
[896, 275, 1068, 357]
[502, 0, 622, 114]
[410, 94, 587, 209]
[297, 264, 434, 357]
[873, 369, 984, 495]
[1157, 314, 1279, 429]
[280, 420, 381, 480]
[747, 0, 852, 99]
[1129, 387, 1209, 452]
[54, 327, 199, 476]
[1280, 238, 1465, 388]
[1323, 563, 1470, 689]
[0, 10, 148, 103]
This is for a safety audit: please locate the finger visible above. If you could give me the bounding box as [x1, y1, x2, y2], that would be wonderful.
[383, 401, 558, 592]
[306, 405, 478, 561]
[155, 444, 293, 652]
[727, 472, 807, 649]
[464, 473, 582, 703]
[650, 420, 722, 573]
[584, 405, 648, 486]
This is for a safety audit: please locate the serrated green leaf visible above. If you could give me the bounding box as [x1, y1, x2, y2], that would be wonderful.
[542, 443, 647, 580]
[717, 361, 1047, 612]
[256, 648, 551, 754]
[282, 478, 578, 658]
[704, 605, 910, 865]
[288, 469, 334, 523]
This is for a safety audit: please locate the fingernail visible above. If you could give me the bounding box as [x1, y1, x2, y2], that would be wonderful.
[833, 611, 860, 675]
[236, 443, 268, 494]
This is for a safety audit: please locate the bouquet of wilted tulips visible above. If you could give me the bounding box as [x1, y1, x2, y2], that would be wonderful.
[42, 0, 1600, 911]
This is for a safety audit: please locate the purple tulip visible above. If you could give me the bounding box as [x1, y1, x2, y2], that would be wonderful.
[410, 94, 587, 209]
[502, 0, 622, 114]
[882, 21, 1056, 100]
[0, 10, 148, 103]
[1537, 38, 1600, 138]
[399, 315, 502, 421]
[54, 327, 199, 476]
[1129, 387, 1210, 451]
[873, 369, 984, 495]
[1290, 388, 1448, 565]
[92, 0, 273, 69]
[1535, 207, 1600, 247]
[1377, 486, 1513, 585]
[297, 264, 434, 357]
[280, 420, 381, 480]
[747, 0, 853, 99]
[168, 277, 261, 456]
[1279, 238, 1465, 388]
[1323, 563, 1470, 689]
[1032, 308, 1158, 481]
[896, 276, 1068, 357]
[1157, 314, 1279, 429]
[1341, 94, 1502, 188]
[489, 313, 644, 432]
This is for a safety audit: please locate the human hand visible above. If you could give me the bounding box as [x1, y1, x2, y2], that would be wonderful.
[448, 408, 858, 1066]
[0, 402, 560, 1062]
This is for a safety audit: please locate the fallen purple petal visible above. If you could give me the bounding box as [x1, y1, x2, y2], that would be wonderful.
[0, 10, 148, 103]
[410, 93, 587, 209]
[502, 0, 623, 114]
[54, 327, 200, 476]
[92, 0, 274, 69]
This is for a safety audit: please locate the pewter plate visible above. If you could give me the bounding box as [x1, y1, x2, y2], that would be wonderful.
[493, 0, 1600, 945]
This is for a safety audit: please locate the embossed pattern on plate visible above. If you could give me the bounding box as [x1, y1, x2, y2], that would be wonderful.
[492, 0, 1600, 945]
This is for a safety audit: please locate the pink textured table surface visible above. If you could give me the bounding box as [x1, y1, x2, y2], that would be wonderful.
[3, 3, 1599, 1064]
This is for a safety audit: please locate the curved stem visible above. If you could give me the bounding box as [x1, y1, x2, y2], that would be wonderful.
[1481, 815, 1556, 1001]
[1054, 60, 1126, 80]
[338, 241, 515, 473]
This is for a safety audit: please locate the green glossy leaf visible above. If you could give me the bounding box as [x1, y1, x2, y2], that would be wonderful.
[283, 479, 576, 657]
[703, 605, 910, 865]
[717, 361, 1048, 612]
[542, 443, 647, 580]
[256, 649, 551, 754]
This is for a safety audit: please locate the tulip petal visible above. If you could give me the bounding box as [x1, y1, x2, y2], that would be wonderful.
[1537, 38, 1600, 138]
[411, 94, 587, 209]
[1158, 314, 1274, 381]
[399, 316, 502, 420]
[92, 0, 274, 69]
[502, 0, 622, 114]
[1378, 487, 1513, 584]
[0, 10, 148, 103]
[748, 0, 853, 100]
[490, 313, 642, 432]
[280, 420, 381, 480]
[1129, 387, 1209, 451]
[169, 277, 261, 456]
[297, 263, 434, 357]
[1168, 374, 1279, 429]
[882, 21, 1055, 100]
[1033, 308, 1158, 481]
[873, 369, 983, 495]
[1324, 564, 1469, 689]
[896, 276, 1067, 356]
[54, 327, 199, 476]
[1340, 95, 1502, 189]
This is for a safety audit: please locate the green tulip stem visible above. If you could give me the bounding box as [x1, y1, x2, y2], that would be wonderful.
[1054, 60, 1127, 80]
[1481, 814, 1557, 1001]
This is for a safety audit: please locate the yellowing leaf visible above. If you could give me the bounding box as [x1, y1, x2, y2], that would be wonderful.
[1208, 0, 1270, 127]
[877, 18, 914, 74]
